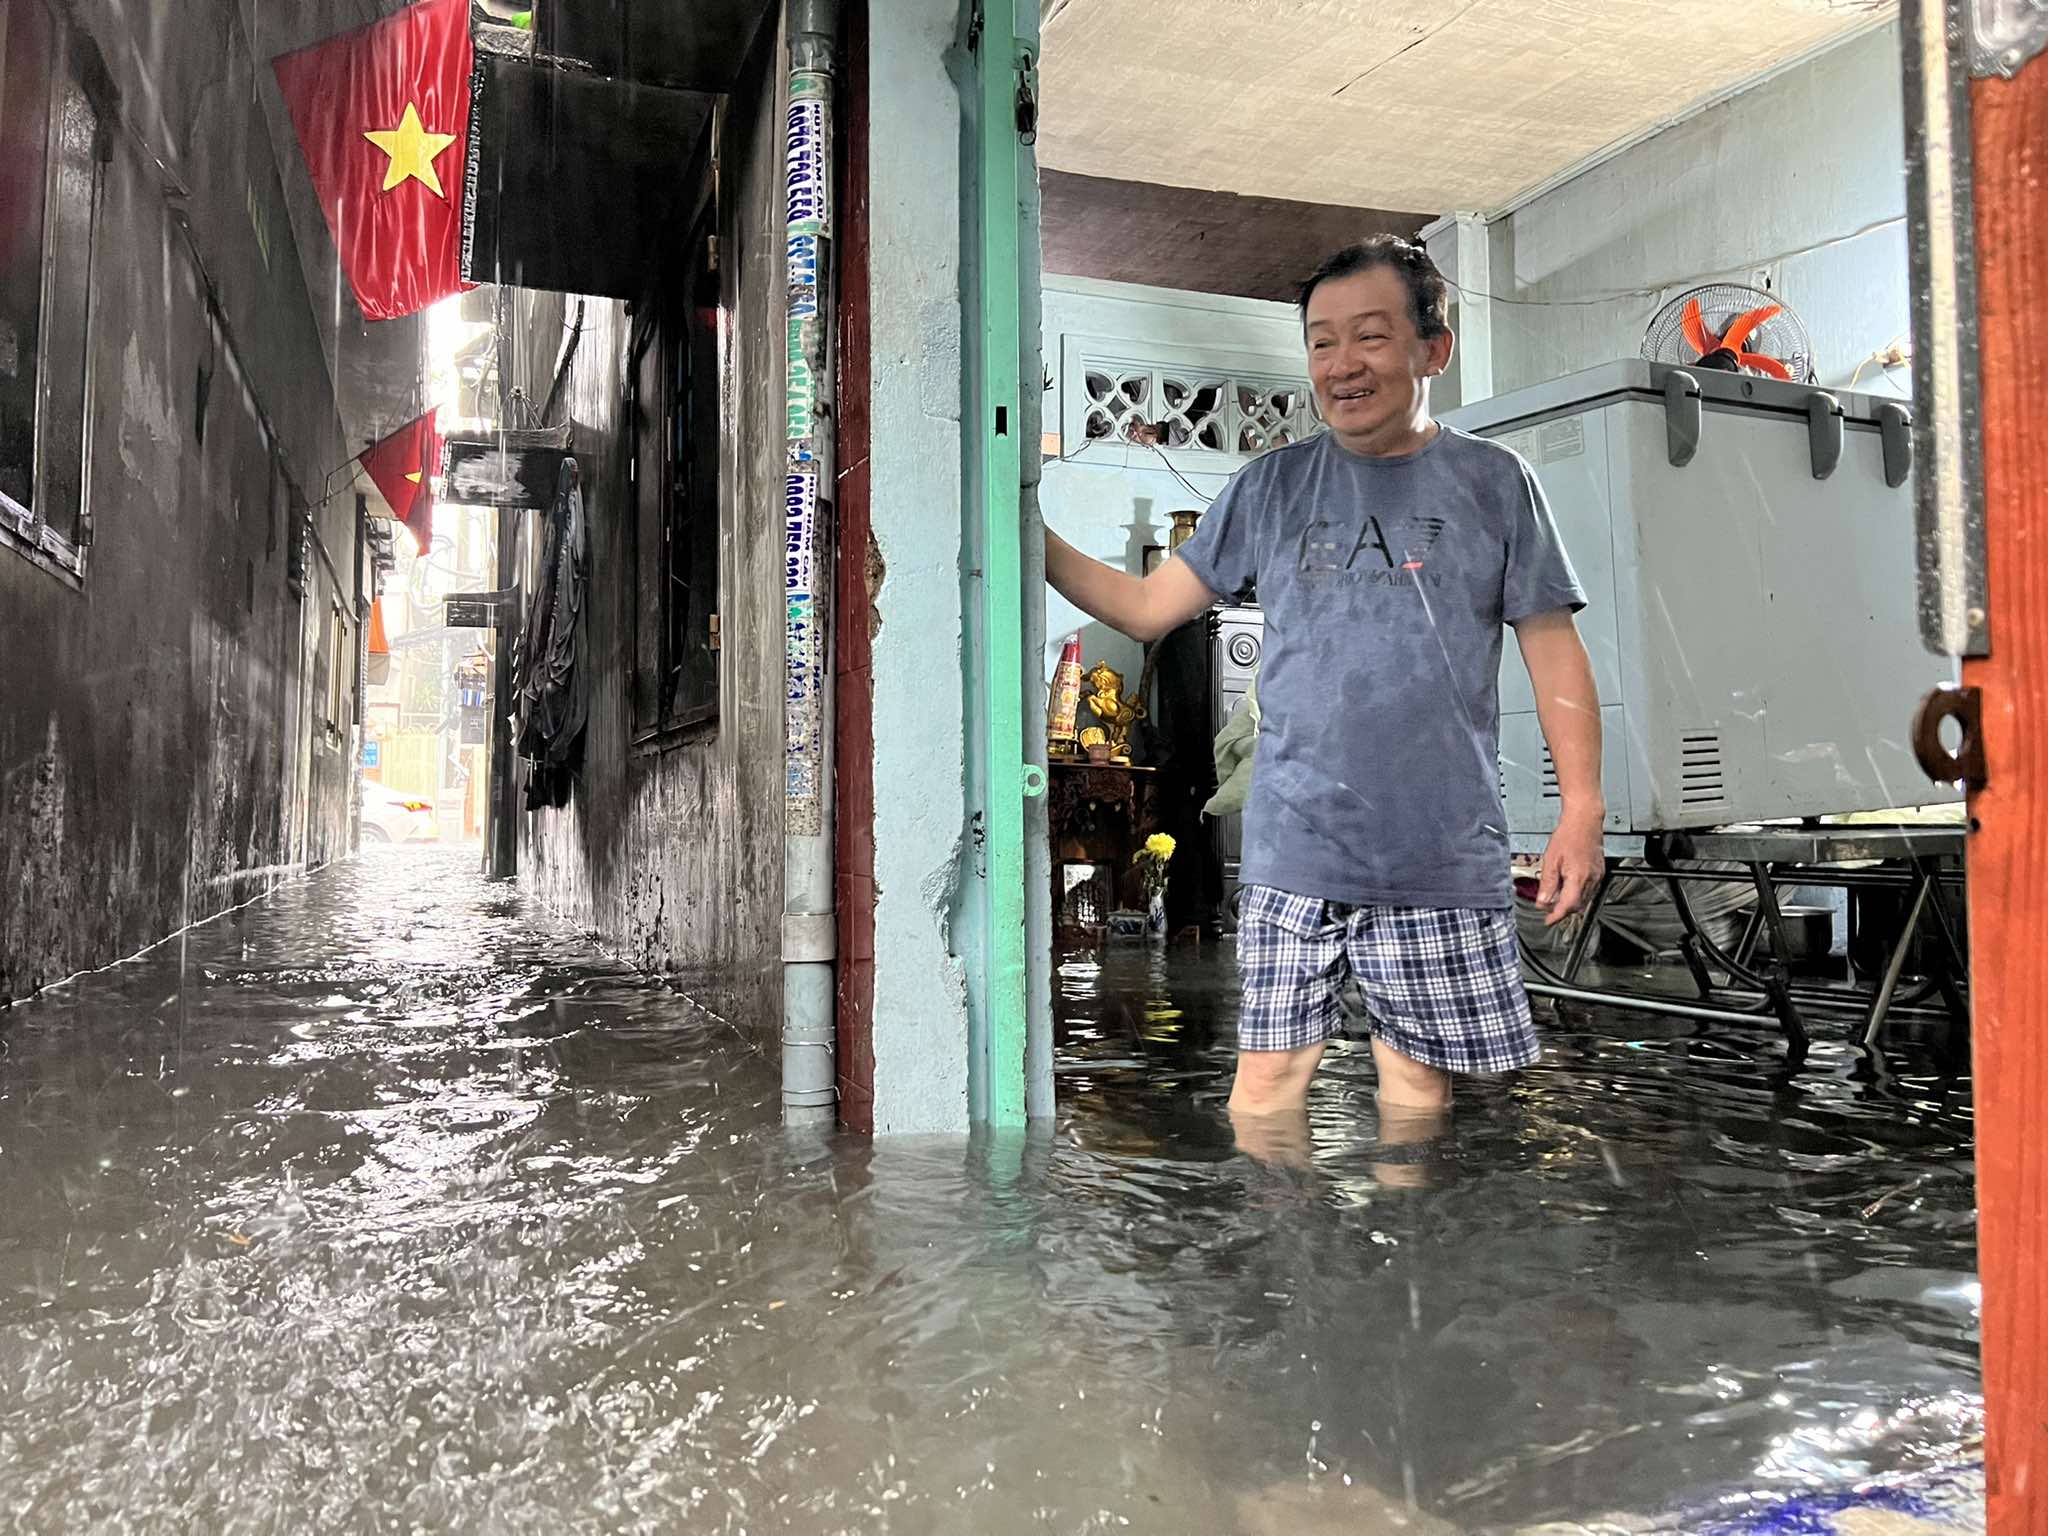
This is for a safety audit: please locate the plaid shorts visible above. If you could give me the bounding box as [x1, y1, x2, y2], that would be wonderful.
[1235, 884, 1539, 1073]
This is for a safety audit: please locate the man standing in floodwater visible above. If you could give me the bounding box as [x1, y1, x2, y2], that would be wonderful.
[1044, 235, 1604, 1125]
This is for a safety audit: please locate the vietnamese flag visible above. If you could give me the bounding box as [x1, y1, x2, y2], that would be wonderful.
[272, 0, 473, 321]
[357, 408, 439, 553]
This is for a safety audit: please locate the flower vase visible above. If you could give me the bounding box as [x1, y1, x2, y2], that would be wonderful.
[1145, 889, 1168, 941]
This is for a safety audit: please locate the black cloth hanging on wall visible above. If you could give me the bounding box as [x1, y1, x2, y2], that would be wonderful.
[516, 457, 589, 810]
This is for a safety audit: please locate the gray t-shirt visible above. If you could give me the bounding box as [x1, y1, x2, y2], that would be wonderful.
[1177, 425, 1585, 911]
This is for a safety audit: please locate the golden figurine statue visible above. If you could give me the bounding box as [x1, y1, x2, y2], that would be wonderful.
[1082, 661, 1145, 764]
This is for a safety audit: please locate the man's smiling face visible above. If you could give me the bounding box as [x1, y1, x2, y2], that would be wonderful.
[1304, 264, 1452, 455]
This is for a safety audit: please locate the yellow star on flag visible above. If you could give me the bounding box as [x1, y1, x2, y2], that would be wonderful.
[405, 471, 422, 483]
[363, 104, 457, 197]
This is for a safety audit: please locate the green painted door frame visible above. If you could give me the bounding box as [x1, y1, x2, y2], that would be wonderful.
[969, 0, 1038, 1127]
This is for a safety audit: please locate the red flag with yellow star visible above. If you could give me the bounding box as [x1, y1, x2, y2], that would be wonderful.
[356, 408, 439, 553]
[272, 0, 473, 321]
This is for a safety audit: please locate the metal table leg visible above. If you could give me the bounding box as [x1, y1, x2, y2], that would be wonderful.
[1646, 848, 1804, 1035]
[1863, 867, 1934, 1049]
[1560, 863, 1617, 983]
[1647, 848, 1720, 1000]
[1745, 862, 1811, 1055]
[1913, 854, 1973, 1035]
[1732, 901, 1768, 970]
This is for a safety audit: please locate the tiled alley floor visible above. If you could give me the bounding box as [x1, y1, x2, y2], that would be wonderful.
[0, 849, 1983, 1533]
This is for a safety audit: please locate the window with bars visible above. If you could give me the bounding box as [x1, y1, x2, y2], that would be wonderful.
[1076, 359, 1322, 461]
[0, 0, 103, 583]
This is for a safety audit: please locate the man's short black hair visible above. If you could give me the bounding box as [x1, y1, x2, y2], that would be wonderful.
[1298, 236, 1451, 341]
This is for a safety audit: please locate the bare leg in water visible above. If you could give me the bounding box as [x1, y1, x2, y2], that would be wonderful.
[1228, 1042, 1324, 1171]
[1229, 1038, 1452, 1181]
[1229, 1037, 1451, 1115]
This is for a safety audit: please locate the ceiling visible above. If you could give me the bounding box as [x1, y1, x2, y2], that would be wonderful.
[1036, 0, 1896, 214]
[1040, 170, 1427, 301]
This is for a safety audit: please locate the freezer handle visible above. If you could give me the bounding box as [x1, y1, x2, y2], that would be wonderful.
[1805, 390, 1845, 481]
[1876, 402, 1913, 489]
[1662, 369, 1702, 468]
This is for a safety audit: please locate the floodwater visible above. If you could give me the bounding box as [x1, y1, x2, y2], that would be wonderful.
[0, 848, 1982, 1534]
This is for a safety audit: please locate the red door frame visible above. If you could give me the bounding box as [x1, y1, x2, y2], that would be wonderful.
[1964, 42, 2047, 1535]
[832, 0, 877, 1134]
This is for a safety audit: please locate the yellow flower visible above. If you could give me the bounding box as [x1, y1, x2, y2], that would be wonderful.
[1144, 833, 1176, 861]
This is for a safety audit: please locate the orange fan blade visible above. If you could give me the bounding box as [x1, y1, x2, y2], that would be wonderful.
[1681, 298, 1716, 357]
[1737, 352, 1793, 381]
[1720, 304, 1783, 353]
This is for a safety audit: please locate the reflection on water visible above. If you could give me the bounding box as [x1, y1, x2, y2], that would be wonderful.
[0, 849, 1981, 1532]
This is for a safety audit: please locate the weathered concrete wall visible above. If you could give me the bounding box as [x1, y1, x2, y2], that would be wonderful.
[863, 0, 974, 1134]
[1, 0, 355, 1000]
[519, 17, 787, 1043]
[1486, 24, 1908, 398]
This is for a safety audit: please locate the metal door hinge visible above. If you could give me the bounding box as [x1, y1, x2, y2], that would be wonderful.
[709, 613, 722, 651]
[1016, 52, 1039, 144]
[1912, 683, 1987, 791]
[707, 233, 720, 273]
[1969, 0, 2048, 76]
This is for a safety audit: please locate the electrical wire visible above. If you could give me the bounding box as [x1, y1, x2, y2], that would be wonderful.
[1439, 213, 1906, 310]
[1848, 331, 1911, 394]
[1147, 443, 1223, 506]
[1060, 424, 1222, 505]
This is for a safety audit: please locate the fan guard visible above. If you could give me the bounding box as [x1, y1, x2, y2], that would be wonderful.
[1642, 284, 1815, 384]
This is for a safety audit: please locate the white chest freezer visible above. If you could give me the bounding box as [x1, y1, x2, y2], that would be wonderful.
[1444, 361, 1958, 846]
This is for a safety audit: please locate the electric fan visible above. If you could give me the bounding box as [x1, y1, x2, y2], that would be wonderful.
[1641, 283, 1814, 383]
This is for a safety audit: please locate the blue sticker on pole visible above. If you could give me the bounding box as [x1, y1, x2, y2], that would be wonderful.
[785, 74, 831, 237]
[787, 232, 821, 293]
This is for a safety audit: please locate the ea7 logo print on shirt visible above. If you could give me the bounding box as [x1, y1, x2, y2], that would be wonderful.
[1399, 516, 1447, 569]
[1298, 516, 1449, 587]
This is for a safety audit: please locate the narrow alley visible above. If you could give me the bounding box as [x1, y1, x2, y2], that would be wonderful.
[0, 849, 1983, 1532]
[5, 0, 2046, 1527]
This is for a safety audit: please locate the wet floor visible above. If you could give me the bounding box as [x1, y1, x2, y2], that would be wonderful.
[0, 849, 1982, 1534]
